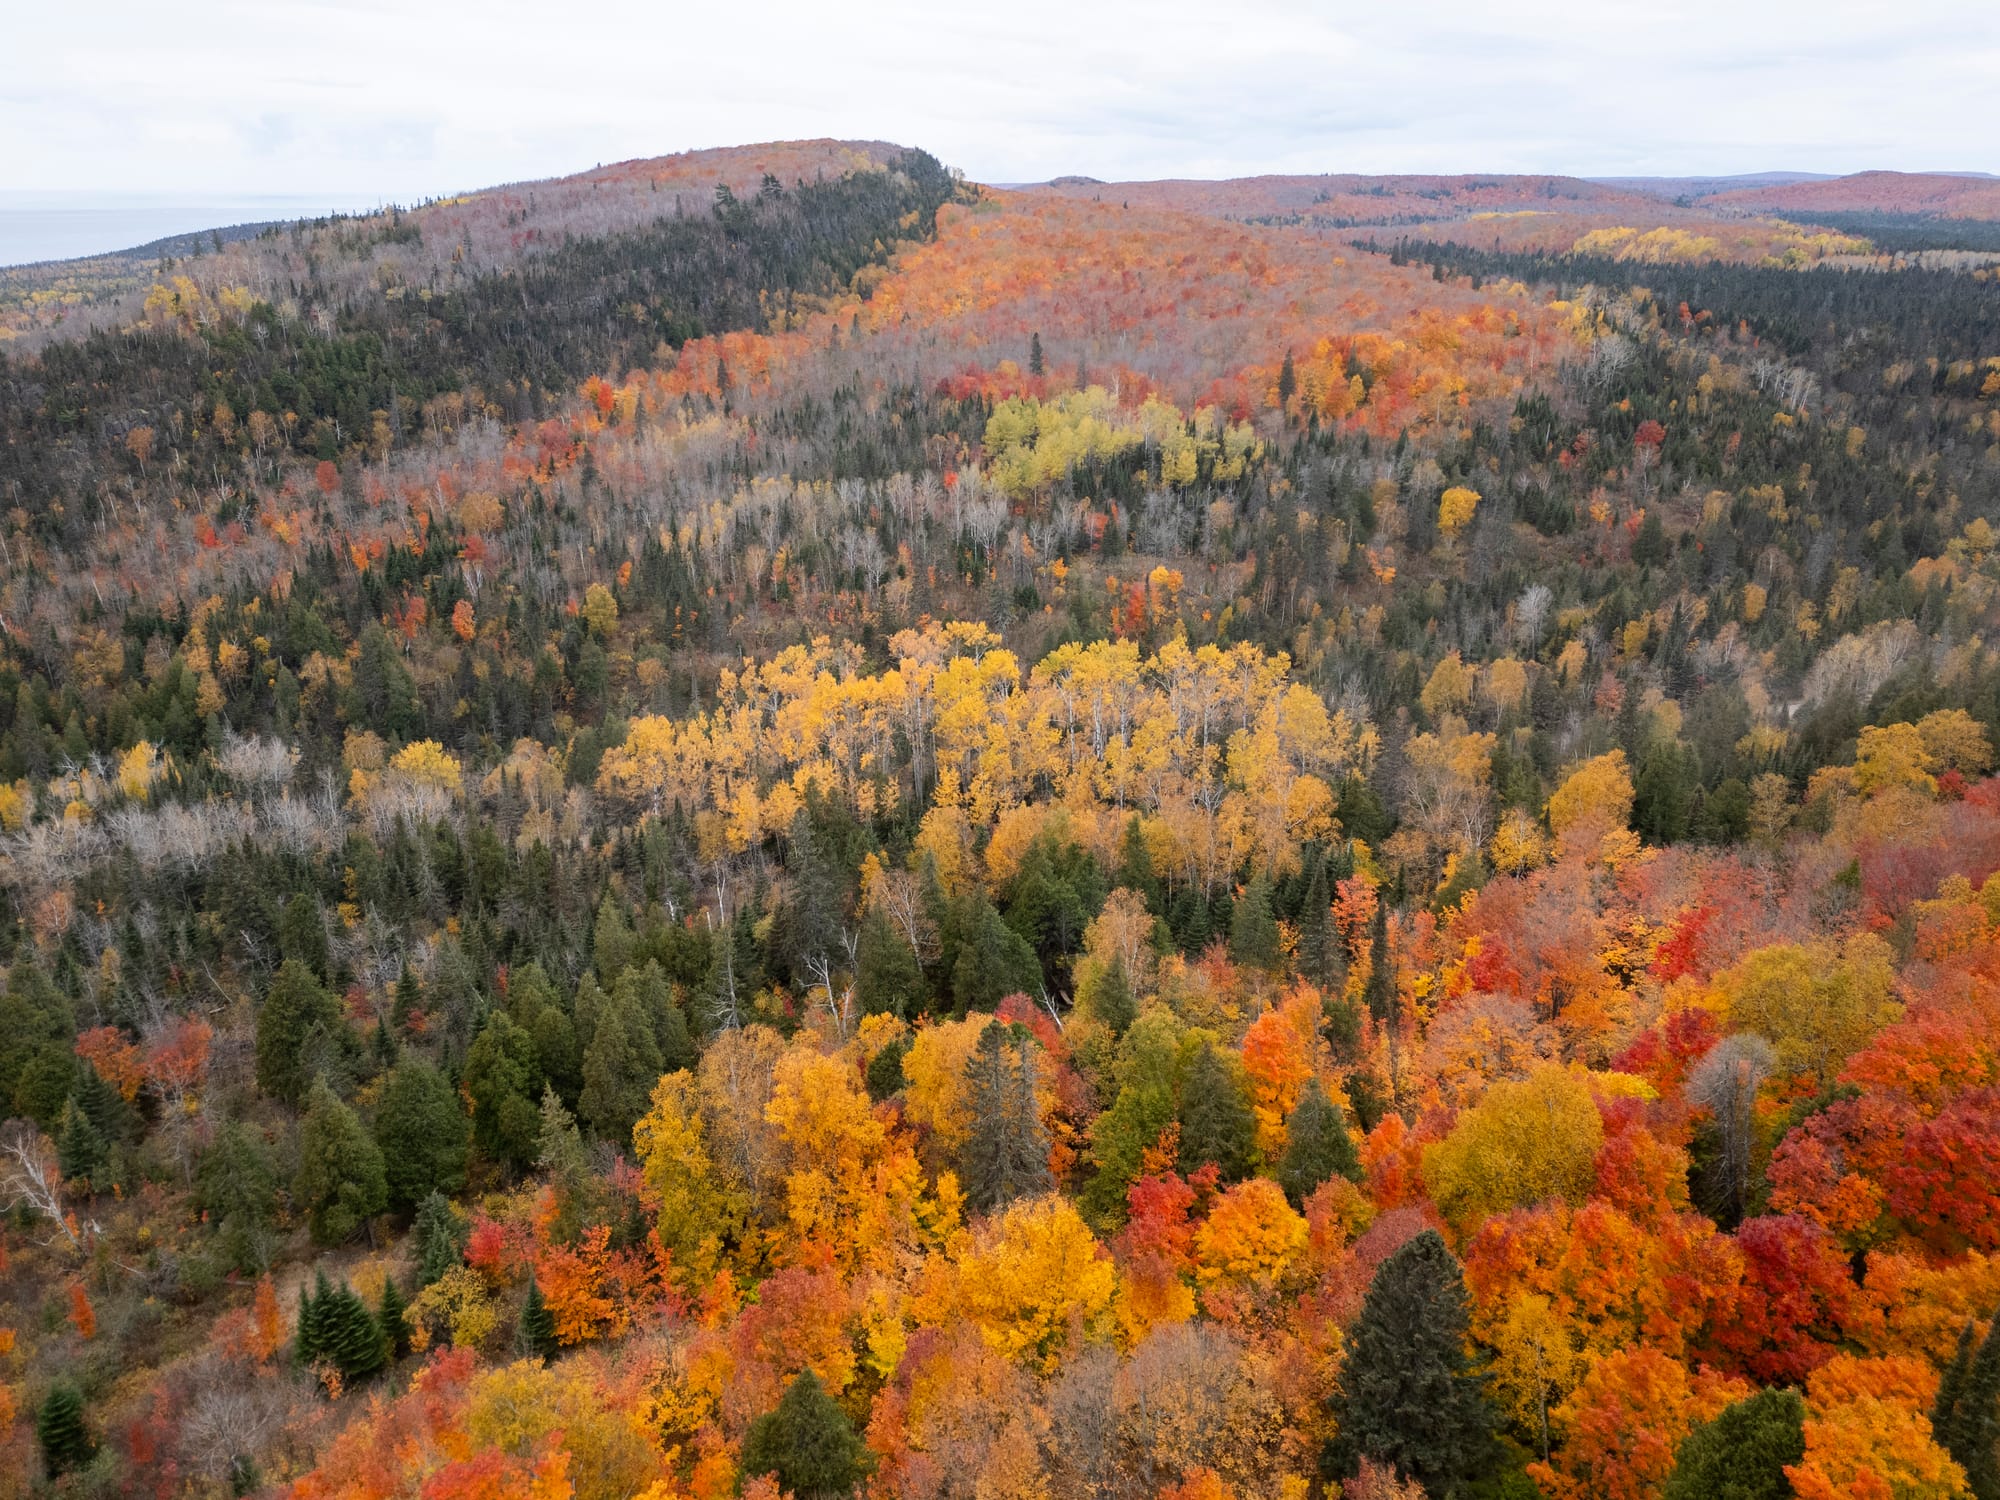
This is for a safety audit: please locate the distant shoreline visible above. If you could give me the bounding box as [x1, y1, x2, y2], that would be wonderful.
[0, 192, 388, 269]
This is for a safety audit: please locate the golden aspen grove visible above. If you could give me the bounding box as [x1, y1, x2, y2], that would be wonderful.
[2, 136, 2000, 1500]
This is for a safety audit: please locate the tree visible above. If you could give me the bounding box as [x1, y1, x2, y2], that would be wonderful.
[36, 1381, 92, 1478]
[1933, 1313, 2000, 1499]
[519, 1277, 558, 1360]
[1326, 1228, 1495, 1496]
[740, 1369, 871, 1499]
[295, 1076, 387, 1245]
[197, 1121, 279, 1272]
[1423, 1064, 1605, 1230]
[1028, 331, 1045, 377]
[1298, 857, 1341, 993]
[1229, 871, 1280, 971]
[373, 1059, 469, 1212]
[1275, 1078, 1360, 1206]
[1177, 1043, 1258, 1182]
[961, 1020, 1053, 1213]
[1663, 1388, 1806, 1500]
[279, 892, 330, 981]
[378, 1274, 411, 1360]
[951, 898, 1044, 1015]
[1086, 954, 1137, 1038]
[579, 970, 663, 1146]
[414, 1190, 467, 1287]
[465, 1011, 543, 1169]
[55, 1095, 107, 1191]
[256, 959, 348, 1106]
[856, 909, 924, 1019]
[1717, 934, 1899, 1085]
[1363, 900, 1396, 1023]
[303, 1277, 389, 1382]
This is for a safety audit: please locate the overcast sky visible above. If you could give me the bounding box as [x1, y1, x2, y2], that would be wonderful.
[5, 0, 1997, 203]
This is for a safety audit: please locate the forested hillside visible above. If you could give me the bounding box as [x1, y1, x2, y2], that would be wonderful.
[1, 142, 1999, 1500]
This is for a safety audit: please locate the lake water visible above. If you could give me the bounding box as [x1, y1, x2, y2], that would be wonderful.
[0, 192, 391, 268]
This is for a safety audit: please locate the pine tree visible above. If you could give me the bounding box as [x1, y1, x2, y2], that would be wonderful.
[1177, 1043, 1258, 1182]
[377, 1275, 410, 1361]
[1325, 1229, 1494, 1495]
[36, 1380, 92, 1478]
[1278, 348, 1297, 410]
[1276, 1078, 1361, 1207]
[865, 1038, 908, 1102]
[256, 959, 348, 1106]
[295, 1076, 388, 1245]
[960, 1020, 1053, 1213]
[1662, 1388, 1806, 1500]
[1230, 870, 1280, 971]
[740, 1369, 871, 1499]
[519, 1277, 558, 1360]
[391, 963, 422, 1032]
[56, 1095, 108, 1190]
[949, 897, 1043, 1015]
[373, 1059, 469, 1212]
[1117, 815, 1162, 914]
[413, 1190, 466, 1287]
[1028, 331, 1045, 377]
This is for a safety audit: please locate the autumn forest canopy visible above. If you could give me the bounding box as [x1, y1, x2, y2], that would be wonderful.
[2, 140, 2000, 1500]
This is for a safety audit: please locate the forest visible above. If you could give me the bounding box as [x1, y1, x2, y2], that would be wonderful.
[0, 143, 1999, 1500]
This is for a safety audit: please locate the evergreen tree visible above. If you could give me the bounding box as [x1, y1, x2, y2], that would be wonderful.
[256, 959, 348, 1106]
[1229, 870, 1281, 971]
[373, 1059, 469, 1212]
[314, 1279, 389, 1381]
[1177, 1043, 1258, 1182]
[465, 1010, 543, 1169]
[1362, 900, 1396, 1023]
[295, 1076, 388, 1245]
[960, 1020, 1053, 1212]
[197, 1121, 279, 1273]
[377, 1275, 410, 1361]
[296, 1269, 334, 1364]
[1934, 1311, 2000, 1500]
[391, 963, 422, 1032]
[519, 1278, 558, 1360]
[1117, 816, 1163, 914]
[1278, 348, 1297, 410]
[579, 971, 662, 1145]
[1275, 1078, 1361, 1206]
[1297, 857, 1340, 993]
[950, 897, 1044, 1015]
[856, 910, 924, 1019]
[623, 960, 694, 1075]
[56, 1095, 108, 1190]
[740, 1369, 871, 1499]
[1086, 954, 1137, 1039]
[279, 893, 330, 982]
[1325, 1229, 1495, 1496]
[413, 1190, 467, 1287]
[1028, 331, 1045, 377]
[36, 1380, 92, 1478]
[1662, 1388, 1807, 1500]
[865, 1037, 908, 1102]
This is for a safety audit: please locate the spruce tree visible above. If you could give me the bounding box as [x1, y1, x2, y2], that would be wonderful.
[413, 1190, 467, 1287]
[960, 1020, 1053, 1213]
[519, 1277, 558, 1360]
[1297, 857, 1340, 993]
[1276, 1078, 1361, 1207]
[949, 898, 1043, 1015]
[377, 1275, 410, 1361]
[256, 959, 347, 1106]
[1362, 900, 1396, 1022]
[865, 1038, 908, 1102]
[740, 1369, 871, 1499]
[1177, 1043, 1258, 1182]
[1325, 1229, 1494, 1496]
[56, 1095, 108, 1190]
[1028, 331, 1045, 377]
[1230, 870, 1281, 971]
[373, 1059, 469, 1212]
[856, 910, 924, 1019]
[279, 892, 330, 982]
[579, 975, 661, 1146]
[1934, 1311, 2000, 1500]
[36, 1380, 92, 1478]
[1087, 954, 1137, 1039]
[197, 1121, 279, 1273]
[1117, 816, 1162, 914]
[319, 1280, 389, 1381]
[465, 1010, 543, 1168]
[1662, 1387, 1806, 1500]
[295, 1076, 388, 1245]
[296, 1269, 334, 1363]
